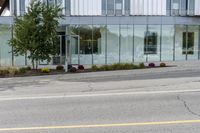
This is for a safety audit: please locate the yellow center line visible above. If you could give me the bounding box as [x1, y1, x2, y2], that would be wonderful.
[1, 120, 200, 131]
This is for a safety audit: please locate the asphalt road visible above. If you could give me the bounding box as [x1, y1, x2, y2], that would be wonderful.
[1, 67, 200, 132]
[0, 90, 200, 133]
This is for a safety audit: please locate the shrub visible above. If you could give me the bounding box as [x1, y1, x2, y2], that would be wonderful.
[98, 65, 113, 71]
[78, 65, 85, 70]
[112, 63, 122, 70]
[148, 63, 155, 68]
[91, 65, 98, 71]
[26, 66, 32, 71]
[68, 64, 72, 70]
[0, 69, 9, 76]
[7, 67, 19, 76]
[56, 65, 64, 71]
[70, 67, 77, 73]
[122, 63, 134, 70]
[19, 67, 27, 74]
[139, 63, 145, 68]
[41, 68, 50, 73]
[160, 63, 166, 67]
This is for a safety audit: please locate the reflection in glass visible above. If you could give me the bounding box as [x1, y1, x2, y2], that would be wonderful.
[175, 25, 186, 60]
[0, 25, 12, 66]
[107, 25, 120, 64]
[147, 25, 161, 62]
[161, 25, 174, 61]
[79, 25, 93, 65]
[134, 25, 146, 62]
[187, 25, 199, 60]
[120, 25, 133, 63]
[93, 25, 106, 65]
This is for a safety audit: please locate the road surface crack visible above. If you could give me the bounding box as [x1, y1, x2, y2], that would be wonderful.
[177, 95, 200, 118]
[81, 81, 94, 92]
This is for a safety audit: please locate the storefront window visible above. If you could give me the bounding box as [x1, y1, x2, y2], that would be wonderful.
[120, 25, 133, 63]
[161, 25, 174, 61]
[134, 25, 147, 62]
[147, 25, 161, 62]
[107, 25, 120, 64]
[0, 24, 12, 66]
[93, 25, 106, 65]
[175, 25, 186, 60]
[187, 25, 199, 60]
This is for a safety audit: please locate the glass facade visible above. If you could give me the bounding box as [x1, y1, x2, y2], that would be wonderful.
[161, 25, 174, 61]
[120, 25, 133, 63]
[0, 25, 12, 66]
[0, 24, 199, 66]
[107, 25, 120, 64]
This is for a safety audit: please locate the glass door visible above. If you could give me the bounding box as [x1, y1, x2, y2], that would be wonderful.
[68, 35, 80, 65]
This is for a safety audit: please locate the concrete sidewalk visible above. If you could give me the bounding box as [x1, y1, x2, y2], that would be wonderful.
[0, 60, 200, 99]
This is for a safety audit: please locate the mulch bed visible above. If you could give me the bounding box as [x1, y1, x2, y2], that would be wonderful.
[0, 66, 175, 78]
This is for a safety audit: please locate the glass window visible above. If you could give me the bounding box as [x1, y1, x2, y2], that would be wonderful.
[93, 25, 106, 65]
[144, 32, 158, 55]
[187, 25, 199, 60]
[134, 25, 147, 62]
[107, 25, 120, 64]
[180, 0, 187, 15]
[102, 0, 107, 15]
[107, 0, 115, 15]
[13, 0, 17, 15]
[166, 0, 171, 15]
[48, 0, 55, 6]
[65, 0, 70, 15]
[124, 0, 130, 15]
[172, 0, 180, 15]
[115, 0, 123, 15]
[69, 25, 79, 65]
[182, 32, 194, 55]
[0, 25, 12, 66]
[20, 0, 26, 15]
[175, 25, 186, 60]
[188, 0, 195, 15]
[79, 25, 93, 65]
[120, 25, 133, 63]
[161, 25, 174, 61]
[146, 25, 161, 62]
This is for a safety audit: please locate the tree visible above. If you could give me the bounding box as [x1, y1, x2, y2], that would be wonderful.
[9, 0, 62, 69]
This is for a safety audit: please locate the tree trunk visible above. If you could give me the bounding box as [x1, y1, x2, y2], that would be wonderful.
[36, 60, 38, 70]
[32, 59, 35, 69]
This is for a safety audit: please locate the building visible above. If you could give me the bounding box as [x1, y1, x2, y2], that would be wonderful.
[0, 0, 200, 66]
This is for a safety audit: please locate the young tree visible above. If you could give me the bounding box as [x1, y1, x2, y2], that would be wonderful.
[9, 0, 62, 69]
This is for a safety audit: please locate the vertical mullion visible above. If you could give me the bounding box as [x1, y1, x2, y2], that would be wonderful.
[146, 25, 148, 62]
[92, 24, 94, 65]
[60, 35, 62, 64]
[173, 24, 176, 61]
[119, 24, 121, 63]
[160, 24, 162, 62]
[186, 25, 188, 60]
[198, 25, 200, 60]
[132, 24, 134, 63]
[105, 24, 107, 65]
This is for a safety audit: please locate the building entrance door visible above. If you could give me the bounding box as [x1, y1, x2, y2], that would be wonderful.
[67, 35, 80, 65]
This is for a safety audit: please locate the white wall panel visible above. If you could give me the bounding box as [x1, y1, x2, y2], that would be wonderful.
[195, 0, 200, 15]
[139, 0, 144, 15]
[88, 0, 92, 15]
[131, 0, 166, 15]
[152, 0, 157, 15]
[148, 0, 153, 15]
[70, 0, 101, 16]
[143, 0, 148, 15]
